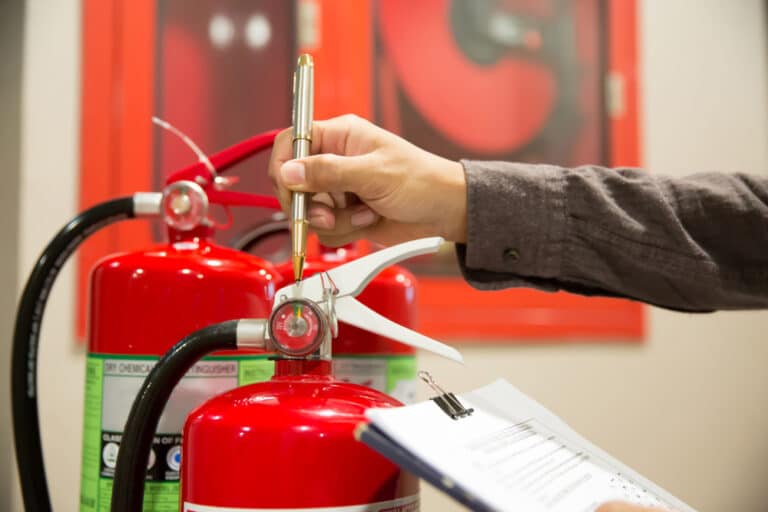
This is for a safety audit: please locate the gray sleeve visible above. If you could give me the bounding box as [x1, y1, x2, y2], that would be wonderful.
[455, 160, 768, 311]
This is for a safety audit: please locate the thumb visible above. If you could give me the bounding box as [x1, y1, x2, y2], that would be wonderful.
[279, 153, 372, 195]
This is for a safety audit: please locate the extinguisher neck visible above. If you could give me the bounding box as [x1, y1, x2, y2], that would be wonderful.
[274, 359, 332, 378]
[167, 225, 215, 243]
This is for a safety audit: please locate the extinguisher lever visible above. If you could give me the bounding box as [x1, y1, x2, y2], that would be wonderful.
[271, 237, 464, 363]
[275, 237, 446, 305]
[335, 296, 463, 363]
[165, 128, 281, 187]
[206, 188, 281, 210]
[324, 236, 445, 298]
[158, 119, 282, 212]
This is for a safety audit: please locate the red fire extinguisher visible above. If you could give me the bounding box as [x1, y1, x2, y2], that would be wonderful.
[11, 125, 283, 512]
[111, 237, 463, 511]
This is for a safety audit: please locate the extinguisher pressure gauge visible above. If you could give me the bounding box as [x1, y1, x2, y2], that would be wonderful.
[268, 299, 326, 357]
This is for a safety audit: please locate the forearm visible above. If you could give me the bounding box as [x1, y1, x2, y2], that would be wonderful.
[456, 160, 768, 311]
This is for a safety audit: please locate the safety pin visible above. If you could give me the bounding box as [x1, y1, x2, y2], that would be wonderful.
[319, 272, 339, 338]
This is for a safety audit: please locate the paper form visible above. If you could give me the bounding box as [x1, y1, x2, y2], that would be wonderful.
[366, 379, 695, 512]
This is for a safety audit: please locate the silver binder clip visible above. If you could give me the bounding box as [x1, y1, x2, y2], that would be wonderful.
[419, 371, 474, 420]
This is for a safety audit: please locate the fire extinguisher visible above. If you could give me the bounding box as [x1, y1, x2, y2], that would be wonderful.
[236, 229, 421, 403]
[111, 237, 462, 511]
[11, 124, 283, 512]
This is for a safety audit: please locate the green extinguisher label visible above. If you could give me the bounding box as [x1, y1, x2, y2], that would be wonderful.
[80, 357, 103, 511]
[79, 354, 274, 512]
[333, 355, 418, 404]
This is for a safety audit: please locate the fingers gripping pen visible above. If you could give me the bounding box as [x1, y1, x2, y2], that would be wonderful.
[291, 54, 314, 282]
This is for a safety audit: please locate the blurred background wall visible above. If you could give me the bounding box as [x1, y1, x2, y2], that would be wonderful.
[3, 0, 768, 511]
[0, 0, 24, 511]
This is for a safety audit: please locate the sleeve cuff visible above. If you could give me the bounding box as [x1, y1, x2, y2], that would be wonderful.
[458, 160, 567, 279]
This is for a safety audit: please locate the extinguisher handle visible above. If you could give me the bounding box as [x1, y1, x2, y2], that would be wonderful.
[335, 295, 463, 363]
[275, 237, 445, 306]
[166, 130, 281, 184]
[206, 188, 281, 210]
[166, 129, 281, 185]
[272, 237, 464, 363]
[164, 128, 283, 212]
[325, 237, 446, 298]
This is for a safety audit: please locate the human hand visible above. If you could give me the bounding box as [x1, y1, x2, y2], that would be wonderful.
[268, 114, 467, 247]
[596, 501, 670, 512]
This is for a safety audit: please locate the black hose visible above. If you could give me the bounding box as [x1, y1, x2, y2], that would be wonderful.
[111, 320, 239, 512]
[229, 215, 289, 262]
[11, 197, 136, 512]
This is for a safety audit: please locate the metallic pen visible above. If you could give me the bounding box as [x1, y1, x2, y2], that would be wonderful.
[291, 54, 314, 282]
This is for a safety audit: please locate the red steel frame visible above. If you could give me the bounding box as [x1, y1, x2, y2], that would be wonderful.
[78, 0, 642, 342]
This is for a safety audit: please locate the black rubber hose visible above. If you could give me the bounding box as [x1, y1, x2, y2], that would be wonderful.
[111, 320, 239, 512]
[11, 197, 136, 512]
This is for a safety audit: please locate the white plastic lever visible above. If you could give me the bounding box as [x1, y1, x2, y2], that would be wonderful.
[334, 296, 463, 363]
[272, 236, 445, 308]
[324, 237, 445, 298]
[270, 237, 463, 363]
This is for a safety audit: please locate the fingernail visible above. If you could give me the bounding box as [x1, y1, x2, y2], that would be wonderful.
[311, 192, 334, 208]
[308, 206, 334, 230]
[280, 161, 305, 185]
[350, 208, 378, 227]
[309, 215, 332, 230]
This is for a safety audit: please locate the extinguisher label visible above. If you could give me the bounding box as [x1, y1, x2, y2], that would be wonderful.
[183, 494, 420, 512]
[80, 354, 275, 512]
[333, 355, 417, 404]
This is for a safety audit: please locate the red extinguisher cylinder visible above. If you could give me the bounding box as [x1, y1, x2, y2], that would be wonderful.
[80, 227, 281, 511]
[181, 359, 420, 509]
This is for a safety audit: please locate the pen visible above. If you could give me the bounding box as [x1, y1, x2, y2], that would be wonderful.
[291, 54, 314, 282]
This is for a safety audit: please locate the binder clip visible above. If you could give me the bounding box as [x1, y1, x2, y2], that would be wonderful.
[419, 371, 474, 420]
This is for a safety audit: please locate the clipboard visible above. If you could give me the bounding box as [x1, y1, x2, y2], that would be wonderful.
[358, 375, 696, 512]
[356, 422, 494, 512]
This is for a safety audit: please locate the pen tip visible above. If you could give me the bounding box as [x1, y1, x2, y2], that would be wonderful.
[293, 255, 305, 282]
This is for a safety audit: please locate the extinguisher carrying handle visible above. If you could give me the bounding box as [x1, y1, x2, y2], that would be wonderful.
[165, 129, 279, 185]
[11, 193, 161, 512]
[273, 237, 464, 363]
[165, 128, 282, 211]
[112, 319, 269, 512]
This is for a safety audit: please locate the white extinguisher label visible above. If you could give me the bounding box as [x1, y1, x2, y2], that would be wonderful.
[183, 495, 419, 512]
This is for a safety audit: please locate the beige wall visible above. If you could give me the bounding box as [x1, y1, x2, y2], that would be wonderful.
[13, 1, 83, 510]
[8, 1, 768, 511]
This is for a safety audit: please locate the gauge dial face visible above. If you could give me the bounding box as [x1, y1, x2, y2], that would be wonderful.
[269, 299, 325, 356]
